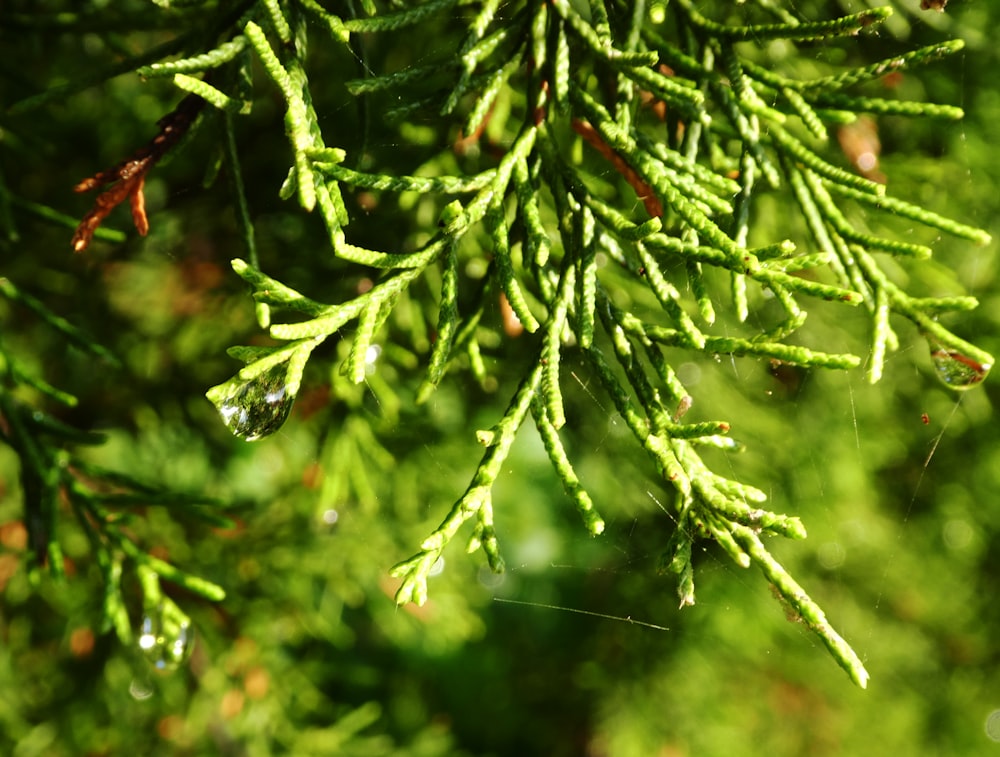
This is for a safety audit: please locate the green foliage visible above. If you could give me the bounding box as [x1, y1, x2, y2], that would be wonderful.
[1, 0, 998, 753]
[161, 0, 992, 687]
[0, 277, 226, 637]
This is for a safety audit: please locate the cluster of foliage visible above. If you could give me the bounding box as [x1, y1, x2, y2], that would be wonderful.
[1, 0, 996, 752]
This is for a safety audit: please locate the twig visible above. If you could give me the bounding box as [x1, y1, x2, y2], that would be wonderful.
[71, 93, 205, 251]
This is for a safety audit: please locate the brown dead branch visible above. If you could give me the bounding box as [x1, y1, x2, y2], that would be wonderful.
[571, 119, 663, 218]
[71, 93, 205, 252]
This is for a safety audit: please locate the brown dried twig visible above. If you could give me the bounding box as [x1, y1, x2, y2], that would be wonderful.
[71, 94, 205, 252]
[571, 119, 664, 218]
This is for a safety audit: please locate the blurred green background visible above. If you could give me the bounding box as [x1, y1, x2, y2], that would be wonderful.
[1, 1, 998, 755]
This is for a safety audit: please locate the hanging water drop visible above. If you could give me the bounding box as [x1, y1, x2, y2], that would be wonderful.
[211, 363, 295, 441]
[128, 676, 155, 700]
[137, 604, 195, 672]
[928, 341, 991, 391]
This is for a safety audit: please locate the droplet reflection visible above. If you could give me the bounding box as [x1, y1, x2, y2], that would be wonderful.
[137, 604, 195, 673]
[212, 363, 295, 441]
[128, 677, 154, 701]
[928, 341, 991, 391]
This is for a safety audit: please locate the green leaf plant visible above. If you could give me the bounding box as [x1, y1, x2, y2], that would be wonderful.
[0, 278, 228, 660]
[12, 0, 994, 688]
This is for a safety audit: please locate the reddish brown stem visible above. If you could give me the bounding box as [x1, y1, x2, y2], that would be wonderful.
[571, 119, 663, 217]
[71, 93, 205, 252]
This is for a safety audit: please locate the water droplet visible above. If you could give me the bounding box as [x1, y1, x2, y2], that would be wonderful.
[212, 363, 295, 440]
[929, 341, 991, 391]
[986, 709, 1000, 742]
[476, 564, 505, 589]
[364, 344, 382, 368]
[428, 556, 446, 577]
[128, 677, 155, 701]
[137, 605, 195, 672]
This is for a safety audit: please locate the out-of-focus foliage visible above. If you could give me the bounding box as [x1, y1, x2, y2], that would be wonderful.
[0, 0, 998, 755]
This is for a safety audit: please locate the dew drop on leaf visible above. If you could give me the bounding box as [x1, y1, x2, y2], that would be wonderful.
[928, 341, 991, 391]
[212, 363, 294, 441]
[137, 604, 194, 672]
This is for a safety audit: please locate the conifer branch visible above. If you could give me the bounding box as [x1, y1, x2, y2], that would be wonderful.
[24, 0, 994, 686]
[0, 279, 227, 656]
